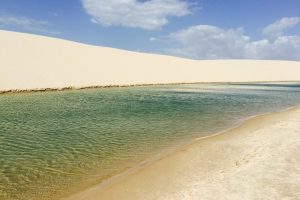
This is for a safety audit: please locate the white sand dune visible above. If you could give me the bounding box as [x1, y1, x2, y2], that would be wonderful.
[67, 107, 300, 200]
[1, 30, 300, 92]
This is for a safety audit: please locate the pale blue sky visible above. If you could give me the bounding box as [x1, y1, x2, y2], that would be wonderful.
[0, 0, 299, 60]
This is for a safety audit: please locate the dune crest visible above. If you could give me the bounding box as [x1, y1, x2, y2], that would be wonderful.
[1, 30, 300, 92]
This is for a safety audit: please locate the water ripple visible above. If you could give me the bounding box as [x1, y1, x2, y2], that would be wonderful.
[1, 83, 300, 200]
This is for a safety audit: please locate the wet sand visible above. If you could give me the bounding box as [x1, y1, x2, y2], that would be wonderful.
[66, 107, 300, 200]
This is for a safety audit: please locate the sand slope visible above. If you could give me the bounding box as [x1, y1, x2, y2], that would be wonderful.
[1, 30, 300, 91]
[67, 107, 300, 200]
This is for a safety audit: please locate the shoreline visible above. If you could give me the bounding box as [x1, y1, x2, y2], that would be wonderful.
[1, 80, 300, 95]
[65, 105, 300, 200]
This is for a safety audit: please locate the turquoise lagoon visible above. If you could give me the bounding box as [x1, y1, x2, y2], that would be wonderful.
[1, 83, 300, 200]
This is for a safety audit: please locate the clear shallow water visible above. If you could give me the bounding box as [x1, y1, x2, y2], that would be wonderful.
[1, 83, 300, 200]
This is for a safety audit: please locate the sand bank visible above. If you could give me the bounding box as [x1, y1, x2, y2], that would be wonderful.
[1, 30, 300, 92]
[66, 107, 300, 200]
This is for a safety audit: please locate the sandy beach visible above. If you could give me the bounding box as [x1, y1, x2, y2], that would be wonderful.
[66, 107, 300, 200]
[1, 30, 300, 200]
[1, 1, 300, 200]
[1, 30, 300, 92]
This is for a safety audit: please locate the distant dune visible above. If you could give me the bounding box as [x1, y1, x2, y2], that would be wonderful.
[1, 30, 300, 92]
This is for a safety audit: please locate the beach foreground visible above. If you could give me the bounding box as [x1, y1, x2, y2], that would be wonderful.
[67, 107, 300, 200]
